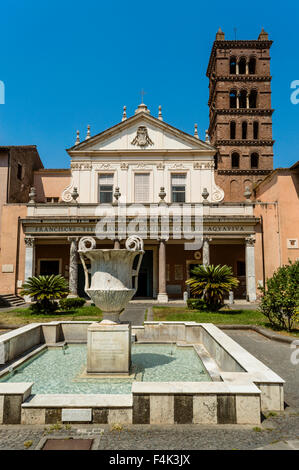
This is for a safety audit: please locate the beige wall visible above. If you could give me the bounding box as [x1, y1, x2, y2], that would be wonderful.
[0, 205, 27, 295]
[0, 152, 9, 238]
[254, 169, 299, 284]
[34, 170, 71, 202]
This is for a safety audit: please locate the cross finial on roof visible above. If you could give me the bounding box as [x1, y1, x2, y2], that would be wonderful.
[140, 89, 146, 104]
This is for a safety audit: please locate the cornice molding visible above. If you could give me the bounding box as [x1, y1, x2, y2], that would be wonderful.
[215, 139, 275, 146]
[217, 169, 272, 175]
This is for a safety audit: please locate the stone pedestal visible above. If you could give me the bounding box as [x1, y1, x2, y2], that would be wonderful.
[87, 322, 131, 374]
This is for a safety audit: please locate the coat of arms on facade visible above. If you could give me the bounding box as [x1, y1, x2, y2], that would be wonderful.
[131, 126, 153, 147]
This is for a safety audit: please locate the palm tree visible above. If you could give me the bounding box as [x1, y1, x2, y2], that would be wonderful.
[186, 264, 239, 311]
[20, 274, 69, 314]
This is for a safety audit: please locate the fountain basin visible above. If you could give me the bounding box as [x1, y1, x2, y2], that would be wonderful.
[0, 322, 285, 425]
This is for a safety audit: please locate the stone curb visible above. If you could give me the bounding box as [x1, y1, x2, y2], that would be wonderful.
[0, 322, 297, 343]
[0, 324, 20, 330]
[219, 324, 298, 344]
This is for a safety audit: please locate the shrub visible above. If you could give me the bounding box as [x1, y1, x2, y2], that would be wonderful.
[187, 298, 208, 310]
[20, 274, 69, 315]
[259, 260, 299, 331]
[186, 264, 239, 311]
[59, 297, 86, 311]
[29, 299, 59, 315]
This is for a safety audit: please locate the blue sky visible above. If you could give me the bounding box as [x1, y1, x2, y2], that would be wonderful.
[0, 0, 298, 169]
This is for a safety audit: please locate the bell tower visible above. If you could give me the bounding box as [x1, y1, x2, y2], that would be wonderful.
[206, 28, 274, 201]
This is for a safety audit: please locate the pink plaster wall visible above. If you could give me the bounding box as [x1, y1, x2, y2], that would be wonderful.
[34, 170, 71, 202]
[254, 168, 299, 282]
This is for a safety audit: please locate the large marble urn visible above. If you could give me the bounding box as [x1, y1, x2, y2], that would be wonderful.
[78, 236, 144, 323]
[78, 235, 144, 375]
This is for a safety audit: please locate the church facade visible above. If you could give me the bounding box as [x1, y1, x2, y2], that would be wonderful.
[0, 28, 298, 305]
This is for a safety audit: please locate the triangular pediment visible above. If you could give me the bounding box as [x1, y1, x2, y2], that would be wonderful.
[67, 112, 215, 154]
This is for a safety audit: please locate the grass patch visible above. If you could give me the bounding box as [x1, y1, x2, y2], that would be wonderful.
[153, 306, 299, 337]
[0, 305, 102, 326]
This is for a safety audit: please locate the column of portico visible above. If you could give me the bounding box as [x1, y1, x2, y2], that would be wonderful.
[202, 237, 212, 266]
[157, 238, 168, 303]
[68, 237, 78, 297]
[245, 236, 257, 302]
[24, 237, 35, 302]
[114, 239, 121, 249]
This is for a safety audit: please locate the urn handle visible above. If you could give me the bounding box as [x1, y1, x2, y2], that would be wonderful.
[125, 235, 144, 251]
[126, 236, 144, 292]
[79, 253, 90, 292]
[78, 237, 96, 293]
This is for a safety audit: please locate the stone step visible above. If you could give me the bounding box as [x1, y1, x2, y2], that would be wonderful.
[0, 294, 26, 308]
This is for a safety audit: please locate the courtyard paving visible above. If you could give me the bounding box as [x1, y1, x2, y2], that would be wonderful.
[0, 329, 298, 450]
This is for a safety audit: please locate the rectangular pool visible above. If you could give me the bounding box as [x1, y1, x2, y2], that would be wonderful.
[1, 343, 211, 394]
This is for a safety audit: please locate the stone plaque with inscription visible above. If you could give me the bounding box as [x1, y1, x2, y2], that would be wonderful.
[61, 409, 92, 422]
[87, 322, 131, 374]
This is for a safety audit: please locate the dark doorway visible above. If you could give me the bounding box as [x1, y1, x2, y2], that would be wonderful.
[39, 260, 60, 275]
[134, 250, 153, 298]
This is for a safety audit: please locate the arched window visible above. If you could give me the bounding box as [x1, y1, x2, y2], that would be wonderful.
[250, 153, 259, 168]
[239, 90, 247, 109]
[230, 180, 239, 199]
[230, 56, 237, 74]
[253, 121, 259, 139]
[242, 121, 247, 139]
[230, 121, 236, 139]
[249, 57, 256, 74]
[232, 152, 240, 168]
[230, 90, 237, 108]
[238, 57, 246, 75]
[249, 90, 257, 108]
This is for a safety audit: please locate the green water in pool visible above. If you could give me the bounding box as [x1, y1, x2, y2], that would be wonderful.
[0, 343, 211, 394]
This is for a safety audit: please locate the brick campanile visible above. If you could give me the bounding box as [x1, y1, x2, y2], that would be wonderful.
[206, 28, 274, 201]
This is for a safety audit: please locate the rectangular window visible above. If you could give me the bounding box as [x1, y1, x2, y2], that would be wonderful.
[98, 173, 114, 203]
[46, 197, 59, 203]
[134, 173, 150, 202]
[17, 163, 23, 180]
[171, 173, 186, 203]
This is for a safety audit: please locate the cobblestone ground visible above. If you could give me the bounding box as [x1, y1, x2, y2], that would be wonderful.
[0, 330, 298, 450]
